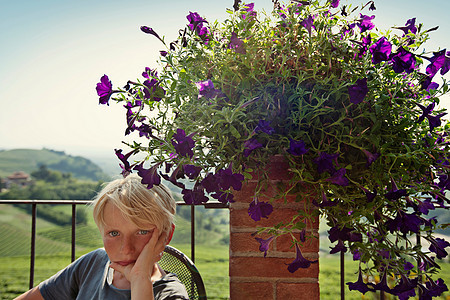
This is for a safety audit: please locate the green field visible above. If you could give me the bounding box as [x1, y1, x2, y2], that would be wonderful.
[1, 204, 449, 300]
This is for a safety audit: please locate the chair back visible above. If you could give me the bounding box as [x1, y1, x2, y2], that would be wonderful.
[159, 245, 207, 300]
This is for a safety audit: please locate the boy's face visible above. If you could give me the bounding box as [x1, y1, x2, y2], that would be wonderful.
[100, 202, 156, 267]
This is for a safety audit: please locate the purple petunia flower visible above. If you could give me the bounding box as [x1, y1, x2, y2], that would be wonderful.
[428, 237, 450, 259]
[426, 112, 447, 132]
[216, 167, 245, 191]
[347, 269, 373, 294]
[423, 278, 449, 298]
[386, 211, 422, 234]
[182, 188, 209, 205]
[248, 198, 273, 221]
[390, 275, 417, 299]
[348, 78, 368, 104]
[355, 35, 372, 58]
[287, 243, 318, 273]
[330, 0, 339, 8]
[183, 164, 202, 179]
[287, 139, 309, 156]
[384, 178, 408, 200]
[425, 49, 446, 77]
[441, 51, 450, 75]
[115, 149, 135, 177]
[361, 186, 377, 202]
[96, 74, 113, 105]
[361, 149, 380, 167]
[243, 139, 263, 157]
[200, 172, 220, 193]
[300, 15, 315, 35]
[395, 18, 417, 36]
[357, 14, 375, 33]
[255, 236, 275, 257]
[140, 26, 164, 44]
[416, 102, 435, 123]
[242, 3, 257, 20]
[195, 79, 225, 100]
[255, 120, 275, 135]
[186, 11, 209, 42]
[134, 162, 161, 189]
[369, 37, 392, 64]
[325, 168, 349, 186]
[229, 32, 246, 54]
[172, 129, 195, 158]
[391, 47, 416, 74]
[314, 152, 339, 174]
[211, 191, 235, 204]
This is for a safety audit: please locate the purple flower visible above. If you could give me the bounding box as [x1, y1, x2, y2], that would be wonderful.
[416, 102, 435, 123]
[441, 51, 450, 75]
[386, 211, 422, 234]
[330, 240, 347, 254]
[172, 129, 195, 158]
[195, 80, 225, 100]
[361, 186, 377, 202]
[391, 47, 416, 74]
[426, 112, 447, 132]
[417, 198, 435, 215]
[242, 3, 257, 20]
[325, 168, 349, 186]
[183, 164, 202, 179]
[357, 14, 375, 33]
[347, 269, 373, 294]
[428, 237, 450, 259]
[390, 275, 417, 299]
[369, 37, 392, 64]
[229, 32, 246, 54]
[437, 174, 450, 193]
[96, 74, 113, 105]
[255, 120, 275, 135]
[330, 0, 339, 8]
[422, 278, 448, 298]
[373, 272, 391, 293]
[426, 49, 446, 77]
[200, 173, 220, 193]
[134, 162, 161, 189]
[287, 243, 318, 273]
[384, 178, 408, 200]
[287, 139, 309, 156]
[355, 35, 372, 58]
[426, 82, 439, 92]
[300, 15, 315, 35]
[248, 198, 273, 221]
[211, 191, 234, 204]
[186, 11, 209, 41]
[182, 188, 209, 205]
[395, 18, 417, 35]
[348, 78, 368, 104]
[255, 236, 275, 257]
[361, 149, 380, 166]
[142, 77, 165, 101]
[140, 26, 164, 44]
[243, 139, 263, 157]
[216, 167, 244, 191]
[115, 149, 135, 177]
[404, 262, 414, 271]
[314, 152, 339, 174]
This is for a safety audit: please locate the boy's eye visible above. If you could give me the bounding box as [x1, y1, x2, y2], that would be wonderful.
[108, 231, 119, 237]
[138, 230, 150, 235]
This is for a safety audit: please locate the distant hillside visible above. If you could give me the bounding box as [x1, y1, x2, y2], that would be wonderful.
[0, 148, 108, 181]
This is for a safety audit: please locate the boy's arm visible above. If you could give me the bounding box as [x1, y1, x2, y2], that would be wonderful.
[14, 286, 44, 300]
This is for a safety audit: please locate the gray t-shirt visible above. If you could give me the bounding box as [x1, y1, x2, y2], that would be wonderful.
[39, 248, 189, 300]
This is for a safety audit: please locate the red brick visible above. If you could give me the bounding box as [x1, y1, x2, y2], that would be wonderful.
[276, 232, 319, 253]
[229, 257, 319, 278]
[276, 282, 320, 299]
[230, 232, 270, 253]
[230, 207, 319, 229]
[230, 281, 273, 300]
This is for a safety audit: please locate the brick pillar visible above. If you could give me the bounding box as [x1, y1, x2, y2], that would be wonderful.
[229, 156, 320, 300]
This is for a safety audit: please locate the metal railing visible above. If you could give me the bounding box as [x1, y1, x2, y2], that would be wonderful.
[0, 199, 228, 290]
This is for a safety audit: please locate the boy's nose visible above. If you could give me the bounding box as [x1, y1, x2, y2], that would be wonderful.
[120, 236, 135, 254]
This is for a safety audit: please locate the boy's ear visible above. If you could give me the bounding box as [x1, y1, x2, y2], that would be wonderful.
[166, 223, 175, 244]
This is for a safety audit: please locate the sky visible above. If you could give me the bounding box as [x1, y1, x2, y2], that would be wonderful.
[1, 0, 449, 164]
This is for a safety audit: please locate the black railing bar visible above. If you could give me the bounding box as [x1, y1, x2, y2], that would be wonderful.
[340, 251, 345, 300]
[71, 204, 76, 262]
[191, 204, 195, 264]
[30, 204, 37, 290]
[0, 199, 229, 208]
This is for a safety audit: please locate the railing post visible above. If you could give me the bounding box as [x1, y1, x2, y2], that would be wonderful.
[191, 204, 195, 264]
[71, 204, 76, 262]
[340, 251, 345, 300]
[29, 203, 37, 289]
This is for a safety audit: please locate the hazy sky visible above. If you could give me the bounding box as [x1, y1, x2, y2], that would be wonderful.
[1, 0, 449, 160]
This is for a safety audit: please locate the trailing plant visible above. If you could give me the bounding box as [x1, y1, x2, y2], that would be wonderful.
[96, 0, 450, 298]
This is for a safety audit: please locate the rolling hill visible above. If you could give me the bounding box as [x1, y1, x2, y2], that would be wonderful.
[0, 148, 108, 181]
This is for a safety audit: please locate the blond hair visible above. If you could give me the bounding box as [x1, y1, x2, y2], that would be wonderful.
[92, 174, 176, 235]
